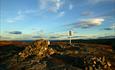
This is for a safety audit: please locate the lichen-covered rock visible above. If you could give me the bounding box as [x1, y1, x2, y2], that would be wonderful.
[18, 39, 51, 61]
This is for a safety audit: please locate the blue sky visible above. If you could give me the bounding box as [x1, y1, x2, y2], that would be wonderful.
[0, 0, 115, 40]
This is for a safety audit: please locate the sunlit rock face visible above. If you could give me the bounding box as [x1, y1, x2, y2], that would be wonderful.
[18, 39, 52, 60]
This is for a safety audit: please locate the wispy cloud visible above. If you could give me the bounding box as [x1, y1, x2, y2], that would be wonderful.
[38, 0, 66, 18]
[103, 23, 115, 30]
[71, 35, 97, 39]
[53, 32, 68, 37]
[39, 0, 64, 13]
[81, 11, 93, 16]
[7, 13, 24, 23]
[69, 4, 73, 10]
[88, 0, 115, 4]
[0, 36, 12, 40]
[58, 11, 65, 17]
[111, 23, 115, 29]
[32, 36, 42, 38]
[67, 18, 104, 29]
[6, 10, 38, 23]
[71, 36, 87, 38]
[97, 35, 115, 39]
[49, 36, 60, 39]
[48, 31, 78, 40]
[94, 9, 115, 19]
[103, 28, 113, 30]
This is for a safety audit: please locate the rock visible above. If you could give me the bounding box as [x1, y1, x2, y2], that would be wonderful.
[18, 39, 52, 61]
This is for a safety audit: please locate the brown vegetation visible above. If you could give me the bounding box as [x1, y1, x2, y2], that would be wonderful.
[0, 40, 114, 70]
[0, 41, 28, 47]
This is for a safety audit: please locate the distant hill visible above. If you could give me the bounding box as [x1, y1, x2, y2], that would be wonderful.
[51, 38, 115, 50]
[73, 38, 115, 50]
[72, 38, 115, 45]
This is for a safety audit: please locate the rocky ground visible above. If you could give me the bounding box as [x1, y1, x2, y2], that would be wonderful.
[0, 40, 115, 70]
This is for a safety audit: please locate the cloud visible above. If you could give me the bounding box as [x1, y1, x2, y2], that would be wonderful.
[7, 14, 24, 23]
[103, 28, 113, 30]
[58, 11, 65, 17]
[67, 18, 104, 29]
[80, 18, 104, 28]
[71, 35, 97, 39]
[54, 32, 68, 37]
[9, 31, 22, 34]
[0, 36, 11, 40]
[32, 36, 42, 38]
[94, 9, 115, 19]
[103, 23, 115, 30]
[71, 36, 87, 38]
[48, 31, 78, 40]
[111, 23, 115, 29]
[20, 34, 33, 40]
[97, 35, 115, 39]
[39, 0, 64, 13]
[6, 10, 37, 23]
[81, 11, 93, 16]
[49, 36, 60, 39]
[48, 32, 69, 40]
[69, 4, 73, 10]
[88, 0, 115, 4]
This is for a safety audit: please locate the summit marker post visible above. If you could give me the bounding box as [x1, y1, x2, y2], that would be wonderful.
[69, 30, 72, 45]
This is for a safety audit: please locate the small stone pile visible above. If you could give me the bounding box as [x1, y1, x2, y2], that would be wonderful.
[83, 55, 112, 70]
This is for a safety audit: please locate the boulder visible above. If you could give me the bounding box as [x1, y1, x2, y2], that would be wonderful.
[18, 39, 52, 60]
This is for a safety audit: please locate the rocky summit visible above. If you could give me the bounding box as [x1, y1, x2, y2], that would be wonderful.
[4, 39, 83, 70]
[18, 39, 52, 61]
[0, 39, 113, 70]
[7, 39, 59, 70]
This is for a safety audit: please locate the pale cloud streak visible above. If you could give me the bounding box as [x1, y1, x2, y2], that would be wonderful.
[58, 11, 65, 17]
[79, 18, 104, 28]
[81, 18, 104, 25]
[71, 35, 97, 39]
[0, 36, 12, 40]
[6, 9, 39, 23]
[88, 0, 115, 4]
[7, 13, 24, 23]
[67, 18, 104, 29]
[81, 11, 93, 16]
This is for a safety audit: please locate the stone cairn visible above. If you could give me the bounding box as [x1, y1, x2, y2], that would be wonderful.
[18, 39, 55, 61]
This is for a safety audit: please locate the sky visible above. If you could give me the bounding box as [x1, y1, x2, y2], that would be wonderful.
[0, 0, 115, 40]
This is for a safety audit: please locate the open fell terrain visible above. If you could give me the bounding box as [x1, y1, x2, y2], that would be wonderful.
[0, 39, 115, 70]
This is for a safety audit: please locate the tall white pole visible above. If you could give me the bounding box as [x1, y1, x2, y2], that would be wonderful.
[70, 36, 71, 44]
[69, 30, 72, 44]
[113, 24, 115, 32]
